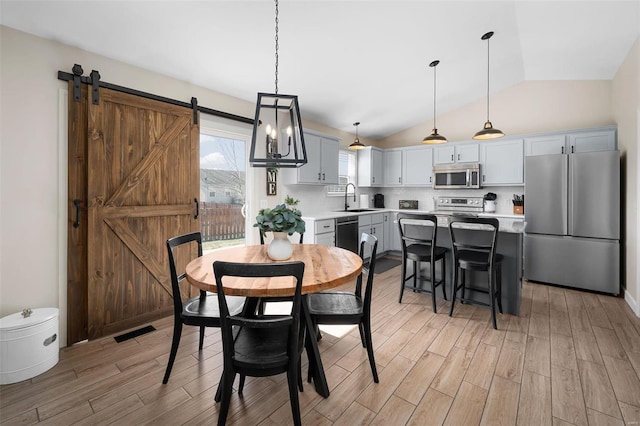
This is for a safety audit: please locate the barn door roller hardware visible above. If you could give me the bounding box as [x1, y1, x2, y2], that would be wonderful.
[58, 64, 253, 125]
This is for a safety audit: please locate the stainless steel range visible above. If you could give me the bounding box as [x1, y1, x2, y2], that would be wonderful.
[435, 196, 484, 213]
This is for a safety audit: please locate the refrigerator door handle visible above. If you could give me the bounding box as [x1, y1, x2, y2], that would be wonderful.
[565, 155, 571, 235]
[466, 169, 470, 187]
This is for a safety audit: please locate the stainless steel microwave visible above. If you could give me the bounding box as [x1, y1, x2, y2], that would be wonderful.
[433, 163, 481, 189]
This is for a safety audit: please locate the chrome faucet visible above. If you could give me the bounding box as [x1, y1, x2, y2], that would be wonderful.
[344, 183, 356, 211]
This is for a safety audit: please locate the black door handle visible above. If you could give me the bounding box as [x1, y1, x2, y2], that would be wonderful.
[73, 199, 81, 228]
[194, 198, 199, 219]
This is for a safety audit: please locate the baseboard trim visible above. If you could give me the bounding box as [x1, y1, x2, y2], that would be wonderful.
[624, 289, 640, 317]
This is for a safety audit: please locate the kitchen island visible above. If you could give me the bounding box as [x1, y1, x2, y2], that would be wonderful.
[303, 208, 524, 316]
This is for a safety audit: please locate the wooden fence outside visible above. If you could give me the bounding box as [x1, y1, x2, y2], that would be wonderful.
[200, 202, 245, 242]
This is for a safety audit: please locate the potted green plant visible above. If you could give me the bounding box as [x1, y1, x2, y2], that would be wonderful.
[254, 196, 305, 260]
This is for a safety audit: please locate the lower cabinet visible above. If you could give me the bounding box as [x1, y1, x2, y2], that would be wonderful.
[358, 214, 384, 257]
[310, 218, 335, 246]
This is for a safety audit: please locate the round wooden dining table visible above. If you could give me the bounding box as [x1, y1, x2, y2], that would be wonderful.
[185, 243, 363, 398]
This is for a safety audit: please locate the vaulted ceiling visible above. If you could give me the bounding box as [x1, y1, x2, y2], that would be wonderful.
[2, 1, 639, 139]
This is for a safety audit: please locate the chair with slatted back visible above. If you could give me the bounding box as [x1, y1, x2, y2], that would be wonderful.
[448, 217, 504, 329]
[306, 232, 379, 383]
[397, 213, 448, 312]
[213, 260, 306, 426]
[256, 231, 304, 315]
[163, 232, 246, 384]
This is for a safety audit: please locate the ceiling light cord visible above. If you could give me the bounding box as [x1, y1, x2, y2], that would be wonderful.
[486, 35, 490, 122]
[274, 0, 279, 95]
[433, 62, 437, 130]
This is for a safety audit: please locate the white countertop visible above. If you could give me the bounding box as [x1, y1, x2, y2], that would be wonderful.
[302, 208, 525, 233]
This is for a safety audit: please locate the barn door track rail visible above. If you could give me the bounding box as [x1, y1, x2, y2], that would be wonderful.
[58, 64, 254, 125]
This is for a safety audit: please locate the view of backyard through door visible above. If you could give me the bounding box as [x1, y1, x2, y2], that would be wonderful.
[200, 129, 247, 252]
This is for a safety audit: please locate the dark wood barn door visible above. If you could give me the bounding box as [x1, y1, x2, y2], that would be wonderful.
[68, 84, 200, 342]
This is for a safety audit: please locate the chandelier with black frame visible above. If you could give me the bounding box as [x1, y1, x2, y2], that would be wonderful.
[249, 0, 307, 168]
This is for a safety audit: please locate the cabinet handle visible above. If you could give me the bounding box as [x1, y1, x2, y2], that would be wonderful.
[384, 216, 388, 222]
[372, 177, 375, 183]
[194, 198, 199, 219]
[318, 172, 321, 180]
[398, 177, 401, 183]
[451, 154, 454, 161]
[457, 154, 460, 161]
[571, 145, 575, 154]
[323, 225, 331, 228]
[322, 172, 325, 181]
[483, 174, 486, 182]
[561, 146, 564, 154]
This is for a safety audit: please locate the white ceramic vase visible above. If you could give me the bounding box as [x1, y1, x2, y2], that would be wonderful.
[267, 232, 293, 261]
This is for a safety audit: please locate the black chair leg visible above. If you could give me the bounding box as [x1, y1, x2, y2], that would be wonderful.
[430, 259, 437, 313]
[358, 323, 366, 347]
[449, 266, 458, 317]
[412, 260, 418, 292]
[238, 374, 246, 396]
[286, 367, 302, 426]
[489, 269, 497, 330]
[460, 269, 467, 303]
[399, 259, 407, 303]
[217, 371, 235, 426]
[163, 320, 183, 384]
[496, 266, 503, 314]
[362, 318, 379, 383]
[441, 258, 447, 301]
[198, 325, 205, 350]
[214, 371, 223, 402]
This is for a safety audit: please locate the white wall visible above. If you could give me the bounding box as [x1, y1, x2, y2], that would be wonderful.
[612, 35, 640, 313]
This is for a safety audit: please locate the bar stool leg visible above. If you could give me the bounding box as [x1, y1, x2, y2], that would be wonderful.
[430, 258, 437, 313]
[460, 269, 467, 304]
[441, 257, 447, 301]
[399, 258, 407, 303]
[489, 267, 497, 330]
[496, 265, 503, 314]
[449, 265, 459, 317]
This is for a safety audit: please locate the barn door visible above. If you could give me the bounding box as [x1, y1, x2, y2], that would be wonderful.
[70, 85, 200, 341]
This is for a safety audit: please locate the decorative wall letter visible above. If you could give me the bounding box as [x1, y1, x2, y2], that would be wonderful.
[267, 169, 277, 196]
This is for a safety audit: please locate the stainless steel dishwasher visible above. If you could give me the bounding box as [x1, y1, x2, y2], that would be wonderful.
[335, 216, 359, 253]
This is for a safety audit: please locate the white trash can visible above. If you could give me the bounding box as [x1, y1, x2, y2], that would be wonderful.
[0, 308, 59, 385]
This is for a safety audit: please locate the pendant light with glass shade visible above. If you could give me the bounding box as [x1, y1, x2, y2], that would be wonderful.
[473, 31, 504, 140]
[423, 60, 447, 144]
[349, 122, 366, 150]
[249, 0, 307, 167]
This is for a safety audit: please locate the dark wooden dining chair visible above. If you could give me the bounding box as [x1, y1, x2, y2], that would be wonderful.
[448, 217, 504, 329]
[213, 260, 306, 426]
[163, 232, 246, 384]
[397, 213, 448, 312]
[256, 231, 304, 315]
[306, 232, 380, 383]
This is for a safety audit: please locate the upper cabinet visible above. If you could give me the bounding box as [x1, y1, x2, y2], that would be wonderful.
[283, 130, 339, 185]
[434, 143, 479, 165]
[480, 139, 524, 186]
[357, 146, 383, 187]
[403, 146, 433, 186]
[384, 149, 403, 186]
[525, 127, 616, 156]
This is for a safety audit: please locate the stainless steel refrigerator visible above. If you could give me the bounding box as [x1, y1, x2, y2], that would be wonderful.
[524, 151, 620, 294]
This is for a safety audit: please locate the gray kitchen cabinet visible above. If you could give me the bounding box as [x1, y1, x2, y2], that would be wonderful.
[525, 127, 616, 156]
[568, 128, 616, 153]
[480, 139, 524, 186]
[434, 143, 479, 165]
[383, 213, 391, 252]
[524, 134, 566, 156]
[403, 146, 434, 186]
[358, 214, 384, 257]
[310, 218, 335, 246]
[284, 130, 339, 185]
[384, 149, 403, 186]
[357, 146, 383, 187]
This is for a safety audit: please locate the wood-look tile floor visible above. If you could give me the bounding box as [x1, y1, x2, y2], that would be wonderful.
[2, 263, 640, 425]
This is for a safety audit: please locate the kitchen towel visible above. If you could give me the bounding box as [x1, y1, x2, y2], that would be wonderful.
[360, 194, 369, 209]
